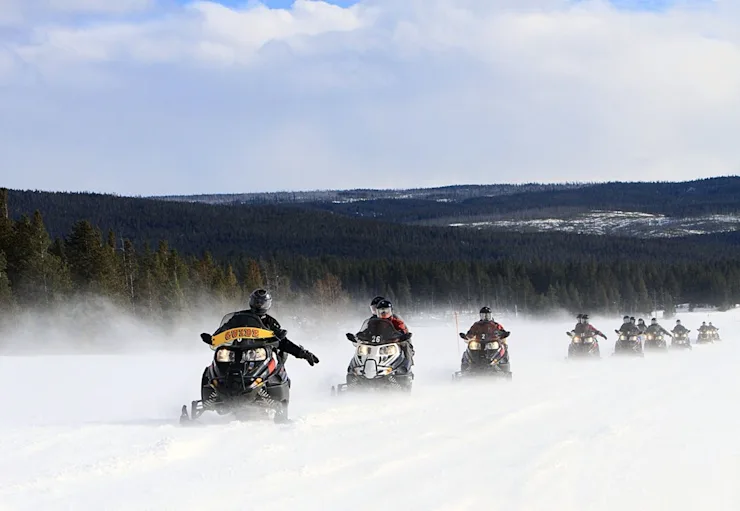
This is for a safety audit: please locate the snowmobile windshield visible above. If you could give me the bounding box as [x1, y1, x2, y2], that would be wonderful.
[211, 329, 279, 350]
[211, 311, 279, 349]
[356, 317, 405, 343]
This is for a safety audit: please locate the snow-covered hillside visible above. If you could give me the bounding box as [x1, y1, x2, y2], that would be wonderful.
[0, 310, 738, 510]
[450, 211, 740, 238]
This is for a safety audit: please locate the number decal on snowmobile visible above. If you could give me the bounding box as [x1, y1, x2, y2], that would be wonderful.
[211, 327, 275, 347]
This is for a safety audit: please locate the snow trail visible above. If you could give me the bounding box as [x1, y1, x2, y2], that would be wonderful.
[0, 311, 738, 510]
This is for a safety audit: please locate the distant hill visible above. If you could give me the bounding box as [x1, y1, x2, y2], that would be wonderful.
[154, 182, 586, 205]
[151, 177, 740, 238]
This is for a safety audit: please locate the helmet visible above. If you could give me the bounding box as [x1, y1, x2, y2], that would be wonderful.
[480, 306, 492, 321]
[249, 288, 272, 314]
[376, 299, 393, 319]
[638, 318, 645, 324]
[702, 321, 706, 325]
[651, 318, 657, 325]
[630, 317, 636, 323]
[709, 322, 713, 326]
[581, 314, 589, 323]
[623, 315, 629, 322]
[676, 319, 681, 324]
[370, 296, 385, 315]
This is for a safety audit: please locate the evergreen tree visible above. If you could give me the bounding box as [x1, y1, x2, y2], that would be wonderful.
[0, 251, 13, 307]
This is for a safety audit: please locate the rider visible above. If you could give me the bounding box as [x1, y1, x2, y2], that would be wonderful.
[576, 314, 607, 340]
[636, 318, 648, 334]
[617, 315, 634, 334]
[369, 295, 385, 317]
[646, 318, 672, 338]
[698, 321, 710, 333]
[615, 316, 640, 352]
[463, 306, 510, 368]
[466, 306, 509, 339]
[671, 319, 690, 336]
[373, 299, 415, 362]
[708, 321, 719, 334]
[214, 289, 320, 366]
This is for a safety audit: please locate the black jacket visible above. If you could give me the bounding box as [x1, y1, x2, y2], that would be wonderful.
[618, 322, 638, 334]
[672, 324, 689, 334]
[214, 309, 306, 359]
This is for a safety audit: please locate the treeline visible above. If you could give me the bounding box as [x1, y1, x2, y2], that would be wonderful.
[2, 188, 740, 318]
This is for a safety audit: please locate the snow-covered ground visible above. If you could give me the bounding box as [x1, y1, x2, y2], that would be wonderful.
[450, 211, 740, 238]
[1, 310, 738, 510]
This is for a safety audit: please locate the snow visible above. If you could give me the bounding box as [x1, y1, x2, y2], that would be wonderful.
[1, 310, 739, 510]
[450, 211, 740, 237]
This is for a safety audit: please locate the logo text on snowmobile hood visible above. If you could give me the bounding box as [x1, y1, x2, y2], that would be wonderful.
[211, 327, 275, 348]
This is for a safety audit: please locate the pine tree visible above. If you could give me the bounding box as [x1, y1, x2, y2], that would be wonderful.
[65, 220, 110, 295]
[0, 251, 13, 307]
[244, 259, 264, 292]
[10, 211, 69, 304]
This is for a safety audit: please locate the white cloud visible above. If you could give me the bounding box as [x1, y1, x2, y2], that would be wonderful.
[0, 0, 739, 195]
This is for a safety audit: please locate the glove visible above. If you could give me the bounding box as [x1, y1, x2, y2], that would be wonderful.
[600, 333, 607, 340]
[346, 333, 355, 341]
[275, 329, 288, 340]
[301, 348, 320, 366]
[400, 332, 412, 342]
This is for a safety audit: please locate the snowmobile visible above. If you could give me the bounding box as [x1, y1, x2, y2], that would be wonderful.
[331, 317, 414, 395]
[696, 331, 714, 344]
[612, 329, 644, 357]
[180, 314, 291, 425]
[710, 330, 722, 342]
[565, 330, 600, 359]
[644, 332, 668, 351]
[452, 331, 512, 380]
[671, 331, 692, 350]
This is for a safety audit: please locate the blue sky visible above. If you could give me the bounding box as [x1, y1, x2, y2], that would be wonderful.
[0, 0, 737, 195]
[181, 0, 683, 12]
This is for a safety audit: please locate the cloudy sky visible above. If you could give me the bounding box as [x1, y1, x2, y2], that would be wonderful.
[0, 0, 738, 195]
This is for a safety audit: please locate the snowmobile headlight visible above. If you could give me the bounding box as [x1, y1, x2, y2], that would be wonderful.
[215, 349, 235, 363]
[468, 341, 481, 350]
[647, 334, 653, 340]
[619, 335, 627, 341]
[572, 336, 581, 343]
[242, 348, 267, 362]
[485, 341, 500, 350]
[379, 344, 399, 356]
[358, 345, 370, 355]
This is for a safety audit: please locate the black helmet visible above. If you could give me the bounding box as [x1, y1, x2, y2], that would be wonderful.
[376, 299, 393, 318]
[638, 318, 645, 324]
[630, 317, 636, 323]
[480, 306, 492, 321]
[249, 288, 272, 314]
[623, 315, 629, 321]
[651, 318, 657, 325]
[581, 314, 589, 323]
[676, 319, 681, 324]
[370, 296, 385, 315]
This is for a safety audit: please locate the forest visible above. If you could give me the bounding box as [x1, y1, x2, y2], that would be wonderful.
[2, 186, 740, 321]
